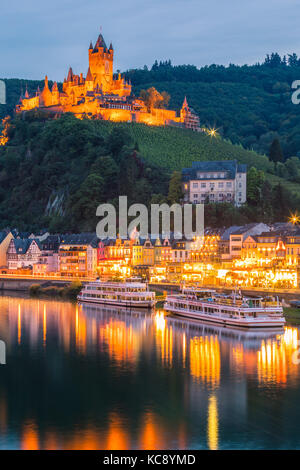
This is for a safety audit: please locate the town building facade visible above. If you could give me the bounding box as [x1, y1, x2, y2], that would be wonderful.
[182, 160, 247, 206]
[59, 233, 98, 277]
[7, 239, 42, 270]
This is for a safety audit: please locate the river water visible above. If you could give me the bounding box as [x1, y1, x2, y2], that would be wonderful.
[0, 293, 299, 449]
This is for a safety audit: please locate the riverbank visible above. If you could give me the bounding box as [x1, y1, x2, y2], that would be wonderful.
[29, 281, 83, 300]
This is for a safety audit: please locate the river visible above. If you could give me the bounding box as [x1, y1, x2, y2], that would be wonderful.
[0, 293, 299, 449]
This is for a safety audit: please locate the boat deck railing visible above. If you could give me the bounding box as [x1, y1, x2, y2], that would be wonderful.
[165, 295, 283, 315]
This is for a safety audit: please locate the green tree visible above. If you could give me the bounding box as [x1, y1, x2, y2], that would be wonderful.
[139, 87, 170, 111]
[269, 138, 284, 163]
[272, 183, 291, 221]
[247, 167, 265, 206]
[168, 171, 182, 204]
[70, 173, 105, 230]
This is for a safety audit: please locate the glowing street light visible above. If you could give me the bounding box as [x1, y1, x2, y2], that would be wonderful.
[204, 126, 220, 138]
[289, 213, 300, 225]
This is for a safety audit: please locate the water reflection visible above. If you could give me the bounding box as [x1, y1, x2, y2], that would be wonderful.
[0, 294, 299, 449]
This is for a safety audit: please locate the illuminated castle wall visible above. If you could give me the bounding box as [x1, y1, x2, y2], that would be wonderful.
[16, 33, 200, 129]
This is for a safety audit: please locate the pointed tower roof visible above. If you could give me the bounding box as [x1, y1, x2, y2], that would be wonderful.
[43, 75, 49, 90]
[155, 237, 161, 246]
[109, 42, 113, 50]
[95, 33, 107, 50]
[24, 85, 29, 99]
[182, 96, 188, 108]
[89, 41, 93, 50]
[67, 67, 74, 82]
[19, 86, 24, 103]
[52, 81, 58, 91]
[86, 67, 93, 81]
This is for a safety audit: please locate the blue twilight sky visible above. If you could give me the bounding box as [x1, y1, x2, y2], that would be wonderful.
[0, 0, 299, 80]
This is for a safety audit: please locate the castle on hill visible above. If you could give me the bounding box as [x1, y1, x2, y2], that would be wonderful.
[16, 32, 200, 129]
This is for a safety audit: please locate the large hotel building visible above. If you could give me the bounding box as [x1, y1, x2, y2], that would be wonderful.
[182, 160, 247, 206]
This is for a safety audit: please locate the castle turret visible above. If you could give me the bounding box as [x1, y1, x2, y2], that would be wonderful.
[67, 67, 74, 82]
[85, 67, 94, 92]
[24, 85, 29, 99]
[180, 96, 200, 130]
[40, 75, 53, 107]
[89, 41, 93, 50]
[51, 81, 59, 105]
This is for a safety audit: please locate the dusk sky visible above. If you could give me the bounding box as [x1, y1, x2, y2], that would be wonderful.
[0, 0, 299, 80]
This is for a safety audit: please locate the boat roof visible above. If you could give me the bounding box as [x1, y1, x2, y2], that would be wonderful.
[87, 281, 145, 287]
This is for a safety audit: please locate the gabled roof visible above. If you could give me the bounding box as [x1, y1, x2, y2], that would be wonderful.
[0, 231, 9, 244]
[42, 235, 62, 251]
[13, 239, 32, 254]
[220, 226, 241, 241]
[182, 160, 247, 181]
[230, 223, 261, 236]
[60, 233, 98, 248]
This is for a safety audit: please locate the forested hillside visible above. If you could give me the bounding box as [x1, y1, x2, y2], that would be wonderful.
[2, 52, 300, 159]
[123, 53, 300, 158]
[0, 113, 300, 231]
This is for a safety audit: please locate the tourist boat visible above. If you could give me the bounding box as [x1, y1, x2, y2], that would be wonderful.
[164, 290, 285, 329]
[77, 280, 156, 309]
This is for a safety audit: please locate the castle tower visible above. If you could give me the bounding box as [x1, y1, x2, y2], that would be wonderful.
[88, 32, 114, 93]
[40, 76, 53, 107]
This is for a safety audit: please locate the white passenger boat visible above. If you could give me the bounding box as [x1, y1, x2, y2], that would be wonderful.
[77, 280, 156, 309]
[164, 291, 285, 329]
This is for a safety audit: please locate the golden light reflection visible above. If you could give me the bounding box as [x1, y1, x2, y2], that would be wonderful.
[140, 412, 165, 450]
[75, 304, 87, 354]
[43, 304, 47, 346]
[17, 303, 21, 345]
[257, 327, 299, 385]
[155, 311, 173, 366]
[106, 413, 129, 450]
[207, 395, 218, 450]
[182, 333, 186, 368]
[100, 319, 140, 365]
[189, 336, 220, 387]
[21, 421, 39, 450]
